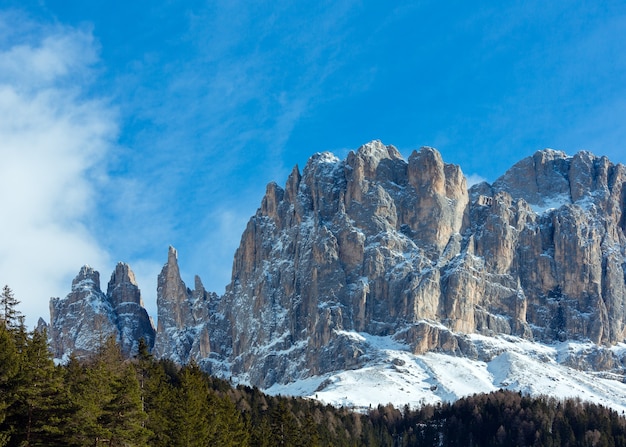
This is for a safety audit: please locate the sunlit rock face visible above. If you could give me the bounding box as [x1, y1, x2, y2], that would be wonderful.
[49, 263, 155, 359]
[217, 142, 626, 387]
[48, 141, 626, 389]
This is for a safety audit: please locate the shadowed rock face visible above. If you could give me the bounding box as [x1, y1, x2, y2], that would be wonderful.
[107, 262, 156, 356]
[49, 263, 155, 359]
[485, 150, 626, 345]
[152, 246, 218, 366]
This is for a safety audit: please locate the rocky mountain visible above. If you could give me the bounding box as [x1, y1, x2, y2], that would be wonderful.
[152, 246, 222, 365]
[47, 141, 626, 401]
[49, 262, 155, 359]
[201, 141, 625, 387]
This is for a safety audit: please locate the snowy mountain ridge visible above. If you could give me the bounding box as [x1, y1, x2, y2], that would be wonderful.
[48, 141, 626, 412]
[265, 330, 626, 413]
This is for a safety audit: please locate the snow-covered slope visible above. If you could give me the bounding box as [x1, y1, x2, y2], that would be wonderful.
[266, 333, 626, 413]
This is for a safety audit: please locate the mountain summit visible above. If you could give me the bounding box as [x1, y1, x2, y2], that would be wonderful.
[49, 262, 155, 359]
[48, 141, 626, 408]
[217, 141, 626, 385]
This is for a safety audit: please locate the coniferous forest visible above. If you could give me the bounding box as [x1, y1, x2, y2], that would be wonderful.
[2, 285, 626, 447]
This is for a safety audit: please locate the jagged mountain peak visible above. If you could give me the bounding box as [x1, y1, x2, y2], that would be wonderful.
[353, 139, 403, 165]
[217, 142, 626, 387]
[107, 262, 141, 306]
[491, 148, 626, 210]
[157, 245, 188, 309]
[49, 262, 155, 359]
[48, 142, 626, 411]
[109, 261, 137, 285]
[167, 244, 178, 264]
[71, 265, 100, 291]
[153, 246, 215, 363]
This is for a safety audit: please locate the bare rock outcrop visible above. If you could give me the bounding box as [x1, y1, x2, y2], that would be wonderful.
[484, 149, 626, 344]
[223, 141, 489, 386]
[47, 141, 626, 388]
[107, 262, 156, 356]
[218, 142, 626, 387]
[49, 266, 115, 359]
[49, 263, 155, 359]
[153, 246, 220, 367]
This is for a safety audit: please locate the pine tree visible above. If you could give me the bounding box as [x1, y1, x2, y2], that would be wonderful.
[0, 286, 21, 330]
[142, 361, 175, 447]
[62, 354, 100, 447]
[0, 325, 19, 446]
[269, 399, 298, 447]
[101, 363, 149, 446]
[300, 412, 320, 447]
[63, 338, 120, 445]
[170, 362, 213, 447]
[9, 329, 68, 446]
[132, 340, 178, 446]
[211, 393, 250, 446]
[250, 416, 273, 447]
[134, 338, 152, 417]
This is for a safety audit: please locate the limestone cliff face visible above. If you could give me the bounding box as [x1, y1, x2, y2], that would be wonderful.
[49, 266, 116, 359]
[219, 142, 626, 387]
[48, 247, 221, 366]
[485, 149, 626, 344]
[108, 262, 156, 356]
[49, 263, 155, 359]
[224, 141, 471, 385]
[48, 141, 626, 388]
[153, 246, 219, 366]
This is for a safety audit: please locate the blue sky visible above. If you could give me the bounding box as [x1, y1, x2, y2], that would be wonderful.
[2, 1, 626, 326]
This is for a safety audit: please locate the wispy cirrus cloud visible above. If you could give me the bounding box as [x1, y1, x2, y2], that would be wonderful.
[0, 11, 115, 326]
[98, 1, 369, 294]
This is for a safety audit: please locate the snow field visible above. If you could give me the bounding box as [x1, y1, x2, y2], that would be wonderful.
[265, 333, 626, 413]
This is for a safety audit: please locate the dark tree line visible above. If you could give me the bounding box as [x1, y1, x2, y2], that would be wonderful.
[2, 285, 626, 446]
[367, 390, 626, 446]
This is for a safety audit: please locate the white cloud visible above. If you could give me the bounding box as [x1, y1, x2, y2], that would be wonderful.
[0, 12, 115, 327]
[465, 173, 488, 188]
